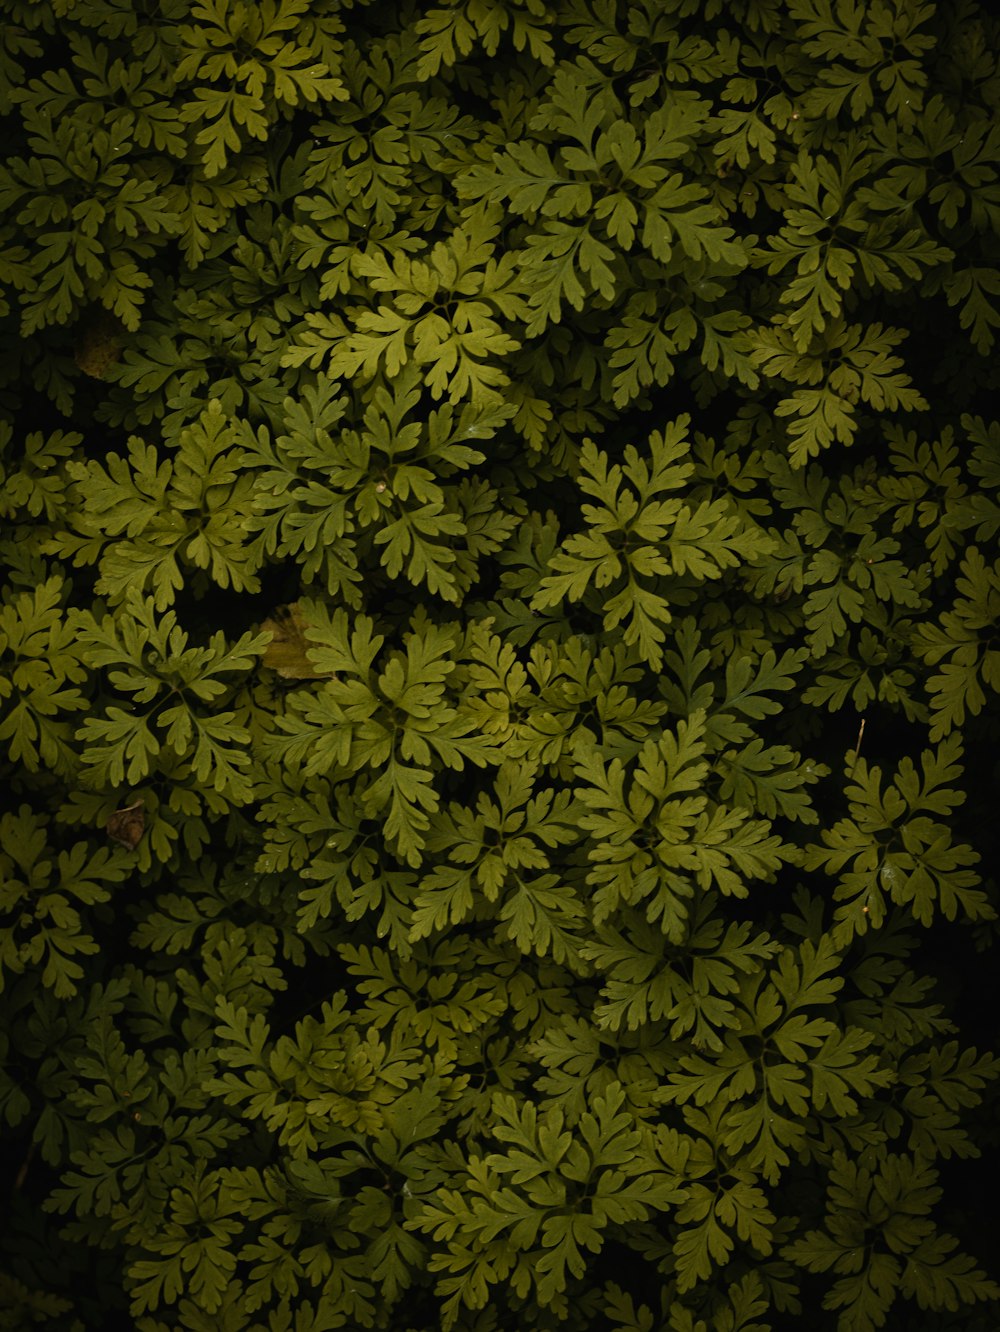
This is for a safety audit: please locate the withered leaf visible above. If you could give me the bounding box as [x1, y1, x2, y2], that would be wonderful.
[74, 308, 126, 379]
[260, 603, 337, 680]
[105, 799, 145, 850]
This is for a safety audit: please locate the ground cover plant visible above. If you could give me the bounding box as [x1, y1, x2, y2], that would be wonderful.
[1, 0, 1000, 1328]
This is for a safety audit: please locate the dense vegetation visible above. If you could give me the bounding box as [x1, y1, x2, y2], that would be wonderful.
[1, 1, 1000, 1328]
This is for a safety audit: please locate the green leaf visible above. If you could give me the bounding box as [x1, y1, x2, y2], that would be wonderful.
[522, 222, 618, 334]
[75, 595, 267, 799]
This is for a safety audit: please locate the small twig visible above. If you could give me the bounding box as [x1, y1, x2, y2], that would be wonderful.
[14, 1140, 36, 1192]
[848, 716, 866, 776]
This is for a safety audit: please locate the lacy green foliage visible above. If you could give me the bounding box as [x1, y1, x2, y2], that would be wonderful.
[2, 2, 1000, 1331]
[72, 594, 267, 801]
[51, 399, 262, 610]
[0, 807, 131, 998]
[784, 1150, 1000, 1330]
